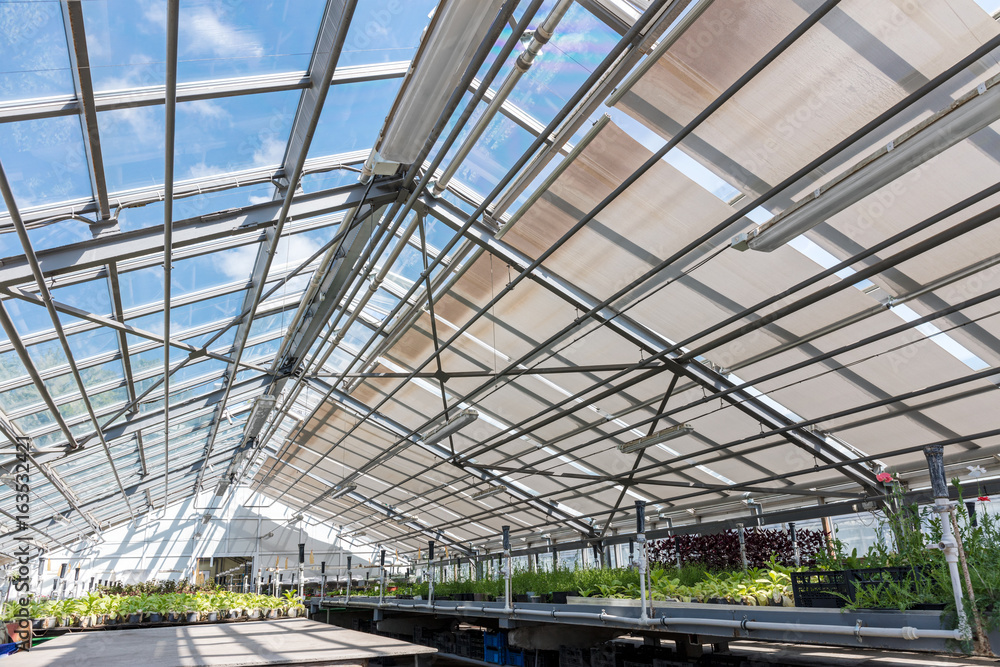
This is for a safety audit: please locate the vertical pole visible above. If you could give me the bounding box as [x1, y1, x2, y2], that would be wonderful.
[629, 538, 635, 568]
[738, 524, 748, 571]
[379, 550, 386, 606]
[346, 556, 352, 602]
[427, 542, 435, 606]
[924, 445, 971, 641]
[789, 522, 801, 567]
[502, 526, 512, 612]
[298, 543, 305, 599]
[821, 515, 836, 558]
[321, 561, 326, 599]
[636, 500, 648, 623]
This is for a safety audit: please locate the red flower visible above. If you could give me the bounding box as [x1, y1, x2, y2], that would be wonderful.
[978, 496, 990, 502]
[876, 472, 894, 483]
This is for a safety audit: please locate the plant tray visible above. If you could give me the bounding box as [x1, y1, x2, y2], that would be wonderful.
[791, 567, 927, 608]
[790, 570, 852, 608]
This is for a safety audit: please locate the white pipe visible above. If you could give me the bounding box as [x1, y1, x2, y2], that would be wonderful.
[933, 497, 972, 640]
[637, 531, 648, 622]
[329, 596, 964, 642]
[430, 0, 576, 197]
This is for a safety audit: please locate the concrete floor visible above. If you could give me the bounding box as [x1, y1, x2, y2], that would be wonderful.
[12, 618, 437, 667]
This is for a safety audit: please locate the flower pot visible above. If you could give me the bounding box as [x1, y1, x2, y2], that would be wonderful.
[247, 609, 261, 620]
[266, 609, 280, 619]
[95, 614, 107, 626]
[185, 612, 200, 623]
[127, 612, 143, 624]
[205, 611, 219, 622]
[473, 593, 487, 602]
[550, 591, 576, 604]
[80, 615, 95, 628]
[226, 610, 240, 620]
[514, 594, 530, 603]
[148, 613, 163, 623]
[167, 612, 182, 623]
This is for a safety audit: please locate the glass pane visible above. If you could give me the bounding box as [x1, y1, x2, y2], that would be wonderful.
[171, 246, 255, 298]
[307, 78, 402, 159]
[0, 117, 93, 213]
[119, 265, 165, 311]
[174, 91, 299, 181]
[98, 105, 166, 192]
[83, 0, 167, 93]
[0, 2, 74, 101]
[176, 0, 326, 82]
[339, 0, 437, 67]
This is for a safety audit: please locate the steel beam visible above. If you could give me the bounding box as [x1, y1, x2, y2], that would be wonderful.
[61, 0, 111, 221]
[419, 194, 883, 494]
[0, 179, 398, 289]
[106, 263, 138, 410]
[200, 0, 359, 495]
[311, 380, 596, 537]
[0, 62, 409, 125]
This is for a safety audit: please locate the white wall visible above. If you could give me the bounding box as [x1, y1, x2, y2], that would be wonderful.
[29, 489, 409, 598]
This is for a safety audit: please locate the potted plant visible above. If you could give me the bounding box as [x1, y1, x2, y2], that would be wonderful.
[179, 594, 201, 623]
[76, 592, 103, 628]
[280, 591, 305, 618]
[148, 594, 170, 623]
[246, 595, 263, 620]
[165, 594, 185, 623]
[263, 595, 281, 619]
[29, 599, 56, 630]
[118, 595, 144, 625]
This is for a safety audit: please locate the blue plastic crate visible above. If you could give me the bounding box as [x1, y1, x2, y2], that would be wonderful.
[508, 649, 526, 667]
[485, 647, 506, 665]
[485, 632, 507, 650]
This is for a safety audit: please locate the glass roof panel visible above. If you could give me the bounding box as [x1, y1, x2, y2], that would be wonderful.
[119, 265, 165, 312]
[27, 338, 70, 373]
[307, 78, 402, 159]
[176, 0, 326, 82]
[82, 0, 166, 92]
[0, 1, 74, 101]
[64, 327, 119, 364]
[0, 117, 93, 213]
[98, 105, 166, 193]
[338, 0, 437, 68]
[174, 91, 300, 181]
[171, 247, 255, 298]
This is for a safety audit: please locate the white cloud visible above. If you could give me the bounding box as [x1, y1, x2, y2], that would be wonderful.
[181, 100, 229, 121]
[142, 1, 264, 59]
[252, 136, 286, 168]
[217, 233, 321, 284]
[248, 195, 272, 205]
[184, 161, 218, 180]
[219, 244, 259, 282]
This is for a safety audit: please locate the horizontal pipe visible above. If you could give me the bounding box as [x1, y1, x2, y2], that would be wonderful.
[326, 597, 964, 642]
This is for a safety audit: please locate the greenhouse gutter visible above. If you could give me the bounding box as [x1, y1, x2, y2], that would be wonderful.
[321, 596, 973, 654]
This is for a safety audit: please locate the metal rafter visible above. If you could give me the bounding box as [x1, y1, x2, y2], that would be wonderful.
[419, 194, 883, 494]
[0, 162, 136, 520]
[0, 179, 396, 289]
[201, 0, 359, 493]
[0, 62, 409, 125]
[61, 0, 111, 221]
[106, 263, 138, 411]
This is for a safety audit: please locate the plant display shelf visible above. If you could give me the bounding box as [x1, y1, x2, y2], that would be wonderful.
[320, 595, 991, 656]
